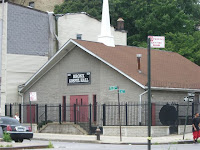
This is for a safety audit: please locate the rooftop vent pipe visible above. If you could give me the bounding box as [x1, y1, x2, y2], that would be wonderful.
[136, 54, 142, 73]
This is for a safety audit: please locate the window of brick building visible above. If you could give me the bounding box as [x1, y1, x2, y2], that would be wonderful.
[76, 34, 82, 40]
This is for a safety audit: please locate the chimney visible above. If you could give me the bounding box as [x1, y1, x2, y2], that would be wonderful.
[136, 54, 142, 73]
[117, 18, 124, 30]
[98, 0, 115, 47]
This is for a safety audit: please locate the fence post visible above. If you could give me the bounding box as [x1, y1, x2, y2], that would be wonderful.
[19, 104, 21, 123]
[103, 104, 106, 126]
[5, 104, 7, 116]
[125, 103, 128, 126]
[45, 104, 47, 124]
[176, 104, 179, 125]
[192, 102, 194, 119]
[36, 104, 38, 125]
[74, 104, 76, 124]
[10, 103, 12, 117]
[59, 104, 61, 124]
[89, 104, 92, 134]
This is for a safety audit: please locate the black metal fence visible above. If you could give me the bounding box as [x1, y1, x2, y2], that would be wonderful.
[5, 102, 196, 134]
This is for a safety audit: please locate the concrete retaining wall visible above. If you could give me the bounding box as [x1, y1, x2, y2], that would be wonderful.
[103, 125, 192, 137]
[103, 126, 170, 137]
[178, 125, 192, 135]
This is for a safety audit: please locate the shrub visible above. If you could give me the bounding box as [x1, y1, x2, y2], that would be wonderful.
[3, 132, 12, 142]
[48, 141, 54, 148]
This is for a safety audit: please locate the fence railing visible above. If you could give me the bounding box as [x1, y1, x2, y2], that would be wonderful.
[5, 102, 196, 133]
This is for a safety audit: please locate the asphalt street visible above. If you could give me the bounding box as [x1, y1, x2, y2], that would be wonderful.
[24, 140, 200, 150]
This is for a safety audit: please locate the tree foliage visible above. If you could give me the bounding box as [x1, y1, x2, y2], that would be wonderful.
[54, 0, 200, 66]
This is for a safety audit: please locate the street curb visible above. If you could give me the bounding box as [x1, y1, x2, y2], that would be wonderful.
[0, 145, 49, 149]
[177, 140, 194, 144]
[33, 138, 194, 145]
[33, 137, 101, 144]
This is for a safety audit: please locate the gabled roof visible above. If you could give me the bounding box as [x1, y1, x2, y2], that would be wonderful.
[19, 39, 200, 93]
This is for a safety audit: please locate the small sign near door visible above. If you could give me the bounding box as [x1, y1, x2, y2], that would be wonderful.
[30, 92, 37, 101]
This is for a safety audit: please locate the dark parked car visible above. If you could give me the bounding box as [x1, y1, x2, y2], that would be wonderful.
[0, 116, 33, 142]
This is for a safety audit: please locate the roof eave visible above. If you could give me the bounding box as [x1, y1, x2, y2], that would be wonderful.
[147, 86, 200, 92]
[19, 39, 76, 93]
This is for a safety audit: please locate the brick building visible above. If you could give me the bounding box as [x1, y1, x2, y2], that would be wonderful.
[8, 0, 64, 12]
[0, 2, 56, 115]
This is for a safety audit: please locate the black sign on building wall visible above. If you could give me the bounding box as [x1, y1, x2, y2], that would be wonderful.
[67, 72, 91, 85]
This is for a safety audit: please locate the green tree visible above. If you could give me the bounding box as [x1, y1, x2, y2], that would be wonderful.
[54, 0, 200, 65]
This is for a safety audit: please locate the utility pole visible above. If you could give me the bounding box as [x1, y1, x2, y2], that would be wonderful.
[147, 37, 151, 150]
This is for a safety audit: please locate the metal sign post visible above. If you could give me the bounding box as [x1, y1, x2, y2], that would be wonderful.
[117, 86, 122, 142]
[183, 100, 189, 140]
[29, 98, 32, 130]
[147, 35, 165, 150]
[109, 86, 125, 141]
[29, 92, 37, 130]
[147, 37, 151, 150]
[183, 93, 194, 140]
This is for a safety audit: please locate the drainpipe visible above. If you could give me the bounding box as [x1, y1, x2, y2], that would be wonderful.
[18, 91, 24, 123]
[0, 0, 5, 116]
[138, 90, 148, 126]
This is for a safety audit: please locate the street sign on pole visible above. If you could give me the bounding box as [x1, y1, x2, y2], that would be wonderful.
[109, 86, 118, 91]
[188, 93, 195, 97]
[148, 36, 165, 48]
[119, 89, 125, 93]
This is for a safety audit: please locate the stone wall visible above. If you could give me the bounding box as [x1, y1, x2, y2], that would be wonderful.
[7, 3, 50, 56]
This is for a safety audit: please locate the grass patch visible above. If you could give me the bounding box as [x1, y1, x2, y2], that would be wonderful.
[48, 141, 54, 148]
[3, 132, 12, 142]
[153, 142, 159, 145]
[0, 144, 12, 147]
[171, 142, 178, 144]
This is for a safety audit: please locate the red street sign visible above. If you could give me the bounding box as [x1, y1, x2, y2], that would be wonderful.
[148, 36, 165, 48]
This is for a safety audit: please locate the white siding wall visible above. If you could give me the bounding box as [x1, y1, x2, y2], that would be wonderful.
[6, 54, 48, 104]
[58, 13, 127, 48]
[0, 2, 8, 115]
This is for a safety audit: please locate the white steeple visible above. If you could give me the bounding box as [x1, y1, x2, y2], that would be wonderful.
[98, 0, 115, 47]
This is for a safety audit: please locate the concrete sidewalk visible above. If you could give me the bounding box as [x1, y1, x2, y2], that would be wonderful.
[33, 132, 194, 144]
[0, 141, 48, 149]
[0, 133, 194, 149]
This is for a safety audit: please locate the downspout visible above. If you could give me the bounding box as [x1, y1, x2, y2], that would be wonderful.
[0, 0, 5, 116]
[18, 91, 24, 123]
[47, 12, 61, 58]
[138, 90, 148, 125]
